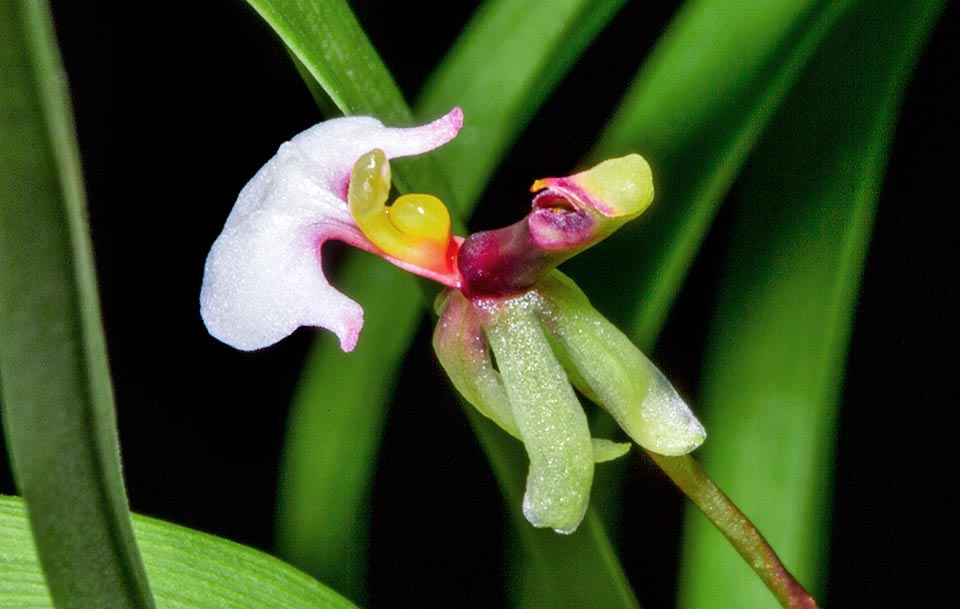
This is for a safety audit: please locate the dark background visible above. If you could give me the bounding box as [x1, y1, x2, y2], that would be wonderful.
[2, 1, 956, 607]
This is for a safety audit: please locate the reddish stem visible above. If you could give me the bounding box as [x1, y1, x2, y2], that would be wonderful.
[645, 451, 821, 609]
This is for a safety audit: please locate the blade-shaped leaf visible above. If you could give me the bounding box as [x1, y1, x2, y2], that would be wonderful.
[678, 1, 947, 607]
[0, 2, 154, 608]
[256, 0, 631, 601]
[275, 259, 423, 601]
[572, 0, 851, 347]
[0, 496, 358, 609]
[416, 0, 628, 215]
[566, 0, 855, 577]
[514, 0, 854, 599]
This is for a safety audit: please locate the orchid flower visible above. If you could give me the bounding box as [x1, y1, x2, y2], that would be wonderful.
[200, 109, 705, 534]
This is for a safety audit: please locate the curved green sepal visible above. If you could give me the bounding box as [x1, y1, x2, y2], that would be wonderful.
[537, 272, 706, 455]
[478, 291, 594, 534]
[433, 289, 520, 438]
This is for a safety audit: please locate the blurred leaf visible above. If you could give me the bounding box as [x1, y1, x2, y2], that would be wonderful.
[416, 0, 628, 215]
[275, 259, 422, 601]
[678, 1, 947, 607]
[0, 2, 155, 608]
[0, 496, 358, 609]
[570, 0, 854, 561]
[257, 0, 631, 601]
[573, 0, 851, 347]
[420, 3, 639, 606]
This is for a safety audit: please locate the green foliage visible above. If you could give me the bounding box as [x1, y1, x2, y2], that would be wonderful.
[250, 1, 459, 599]
[416, 0, 628, 214]
[0, 2, 155, 607]
[679, 0, 947, 606]
[276, 261, 422, 601]
[579, 0, 851, 346]
[0, 496, 357, 609]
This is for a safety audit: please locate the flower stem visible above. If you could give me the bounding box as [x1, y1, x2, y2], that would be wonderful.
[644, 451, 820, 609]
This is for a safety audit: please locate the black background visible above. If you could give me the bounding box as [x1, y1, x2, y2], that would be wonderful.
[2, 1, 956, 607]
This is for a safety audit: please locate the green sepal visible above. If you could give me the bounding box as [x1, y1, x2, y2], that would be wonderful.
[536, 272, 706, 455]
[433, 289, 520, 438]
[476, 291, 594, 534]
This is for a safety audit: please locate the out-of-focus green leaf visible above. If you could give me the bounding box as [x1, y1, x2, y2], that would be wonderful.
[678, 1, 947, 607]
[242, 0, 400, 122]
[255, 0, 631, 601]
[573, 0, 850, 347]
[416, 0, 628, 215]
[0, 2, 155, 608]
[0, 496, 358, 609]
[482, 0, 853, 602]
[570, 0, 852, 559]
[285, 50, 341, 119]
[275, 259, 422, 601]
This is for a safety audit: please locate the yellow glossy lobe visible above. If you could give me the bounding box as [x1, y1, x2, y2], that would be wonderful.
[390, 193, 451, 240]
[348, 149, 453, 272]
[348, 149, 392, 220]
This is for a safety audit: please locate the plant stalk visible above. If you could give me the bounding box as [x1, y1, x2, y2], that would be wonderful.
[645, 451, 820, 609]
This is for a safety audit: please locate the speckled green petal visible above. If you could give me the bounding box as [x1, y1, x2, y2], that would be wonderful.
[479, 291, 594, 534]
[537, 272, 706, 455]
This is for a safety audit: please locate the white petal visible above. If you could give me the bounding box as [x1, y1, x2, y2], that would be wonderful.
[200, 110, 462, 351]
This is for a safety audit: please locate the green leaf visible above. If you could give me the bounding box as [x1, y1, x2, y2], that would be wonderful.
[0, 2, 155, 608]
[241, 0, 456, 204]
[417, 6, 639, 603]
[416, 0, 628, 215]
[573, 0, 852, 347]
[678, 1, 947, 607]
[255, 0, 630, 601]
[275, 259, 423, 601]
[0, 496, 358, 609]
[241, 0, 406, 122]
[565, 0, 854, 563]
